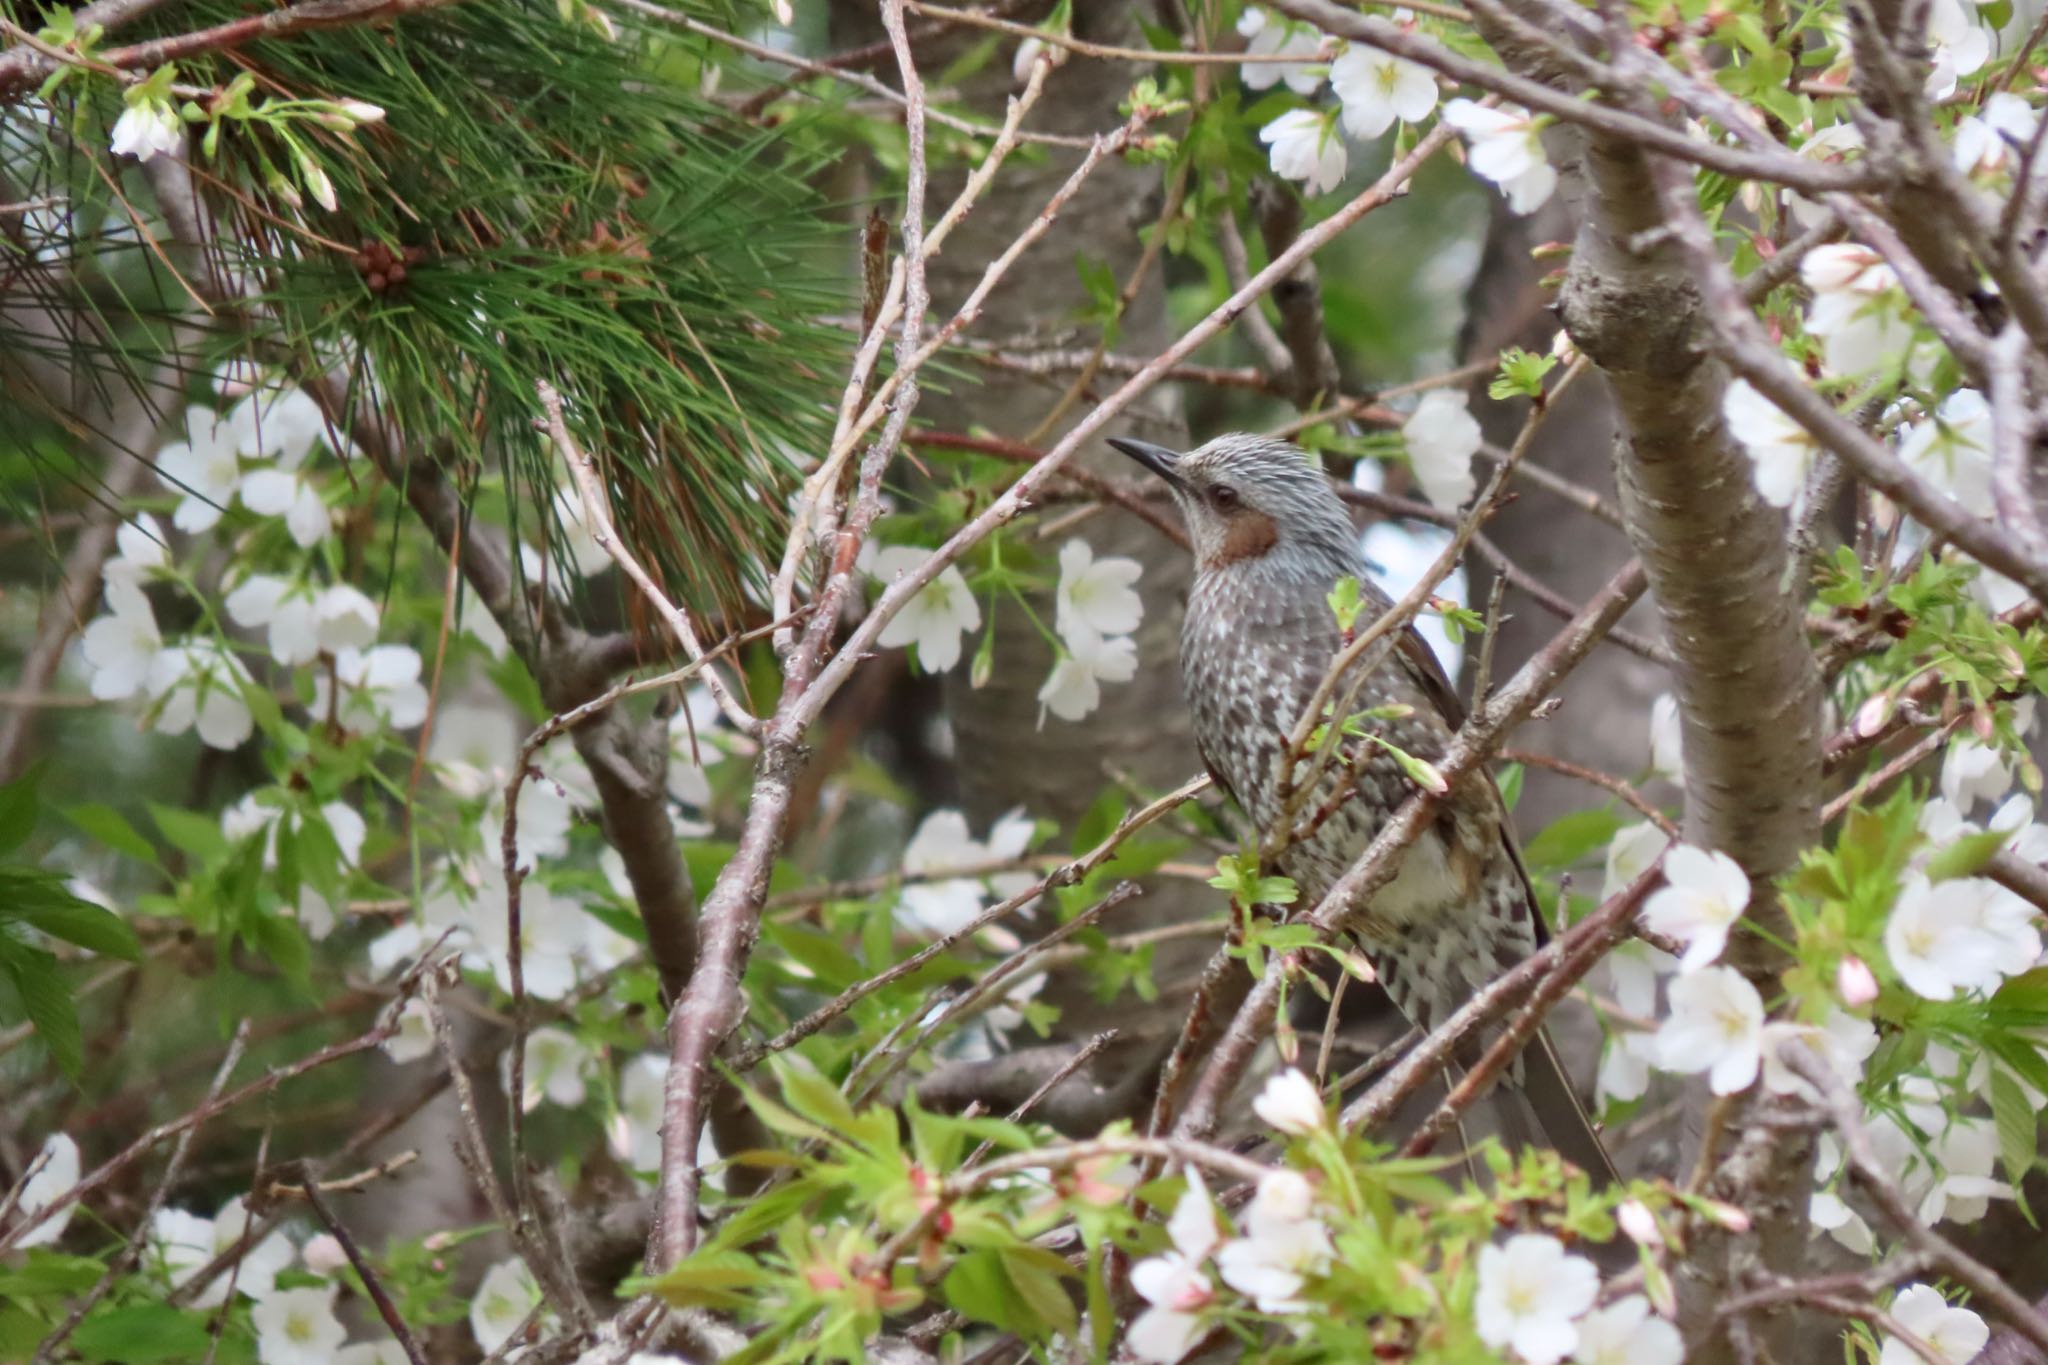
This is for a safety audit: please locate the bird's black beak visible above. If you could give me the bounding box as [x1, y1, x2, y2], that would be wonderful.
[1108, 437, 1188, 493]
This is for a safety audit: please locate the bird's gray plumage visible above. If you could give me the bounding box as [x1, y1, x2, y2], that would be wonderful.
[1112, 432, 1616, 1186]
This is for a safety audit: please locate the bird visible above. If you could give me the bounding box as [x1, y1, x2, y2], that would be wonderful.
[1109, 431, 1617, 1186]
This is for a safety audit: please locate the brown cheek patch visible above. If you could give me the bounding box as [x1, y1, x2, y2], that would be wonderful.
[1203, 510, 1278, 570]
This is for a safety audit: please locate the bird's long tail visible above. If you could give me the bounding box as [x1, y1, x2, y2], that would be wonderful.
[1506, 1026, 1619, 1188]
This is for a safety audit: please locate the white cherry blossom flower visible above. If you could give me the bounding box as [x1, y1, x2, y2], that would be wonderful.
[1649, 692, 1685, 782]
[313, 584, 380, 653]
[300, 1234, 348, 1276]
[1604, 822, 1672, 903]
[1787, 123, 1864, 229]
[471, 880, 587, 1001]
[1955, 91, 2039, 174]
[1899, 389, 1995, 518]
[1215, 1170, 1332, 1313]
[470, 1257, 542, 1354]
[310, 645, 430, 732]
[156, 408, 245, 533]
[153, 1198, 296, 1306]
[1037, 625, 1138, 725]
[225, 576, 319, 666]
[226, 385, 328, 469]
[252, 1286, 347, 1365]
[1573, 1295, 1682, 1365]
[1642, 843, 1751, 971]
[1656, 966, 1765, 1094]
[240, 466, 330, 547]
[1442, 100, 1556, 214]
[1402, 389, 1481, 509]
[1880, 1284, 1988, 1365]
[517, 1026, 593, 1111]
[1802, 244, 1912, 378]
[1260, 109, 1347, 195]
[1885, 876, 2022, 1000]
[1918, 1118, 2014, 1225]
[103, 514, 170, 595]
[612, 1053, 668, 1172]
[1924, 0, 1992, 99]
[1054, 538, 1143, 645]
[9, 1133, 80, 1248]
[381, 998, 434, 1064]
[870, 545, 981, 674]
[1991, 794, 2048, 862]
[1129, 1172, 1220, 1363]
[1595, 935, 1676, 1021]
[1252, 1069, 1326, 1135]
[1942, 735, 2012, 811]
[1810, 1187, 1876, 1254]
[899, 809, 993, 935]
[1472, 1232, 1598, 1365]
[110, 99, 183, 161]
[1238, 8, 1325, 94]
[1723, 379, 1821, 508]
[147, 641, 255, 749]
[1330, 45, 1437, 139]
[983, 806, 1039, 900]
[1598, 1028, 1661, 1105]
[1759, 1008, 1878, 1099]
[81, 586, 162, 700]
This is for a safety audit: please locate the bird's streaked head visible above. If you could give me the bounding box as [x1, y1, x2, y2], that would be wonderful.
[1109, 432, 1358, 580]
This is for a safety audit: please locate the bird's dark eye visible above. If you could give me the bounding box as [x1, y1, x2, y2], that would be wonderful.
[1209, 483, 1241, 511]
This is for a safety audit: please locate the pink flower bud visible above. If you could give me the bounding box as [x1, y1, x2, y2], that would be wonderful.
[1836, 956, 1879, 1006]
[1617, 1198, 1664, 1249]
[302, 1233, 348, 1274]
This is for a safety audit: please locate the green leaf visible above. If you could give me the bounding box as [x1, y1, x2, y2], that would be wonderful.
[1498, 763, 1524, 812]
[1488, 346, 1558, 401]
[0, 1253, 110, 1300]
[63, 804, 157, 864]
[942, 1246, 1075, 1340]
[1991, 1068, 2037, 1188]
[72, 1305, 214, 1363]
[243, 909, 313, 994]
[1523, 808, 1626, 871]
[149, 803, 229, 862]
[637, 1250, 771, 1309]
[15, 895, 141, 961]
[1328, 576, 1365, 633]
[1925, 826, 2012, 882]
[0, 764, 42, 855]
[0, 939, 81, 1080]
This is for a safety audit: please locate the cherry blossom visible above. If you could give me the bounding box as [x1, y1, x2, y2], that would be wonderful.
[1898, 389, 1994, 518]
[381, 997, 435, 1064]
[1802, 244, 1912, 378]
[1237, 8, 1325, 95]
[1923, 0, 1991, 99]
[1472, 1232, 1598, 1364]
[1656, 966, 1765, 1094]
[252, 1286, 348, 1365]
[1129, 1172, 1220, 1363]
[103, 514, 170, 594]
[8, 1133, 80, 1249]
[152, 1197, 296, 1306]
[147, 640, 256, 749]
[516, 1026, 593, 1111]
[612, 1053, 668, 1172]
[1598, 1028, 1661, 1105]
[109, 99, 183, 162]
[1787, 123, 1863, 229]
[1402, 389, 1481, 509]
[870, 545, 982, 673]
[1648, 692, 1685, 782]
[1572, 1294, 1682, 1365]
[1758, 1008, 1877, 1100]
[469, 1257, 543, 1354]
[156, 408, 247, 533]
[1253, 1069, 1327, 1136]
[1885, 876, 2029, 1000]
[1955, 92, 2039, 176]
[1260, 110, 1347, 196]
[1941, 735, 2013, 811]
[1603, 822, 1671, 903]
[1037, 624, 1138, 725]
[240, 464, 330, 547]
[335, 1342, 409, 1365]
[1330, 45, 1437, 140]
[1917, 1118, 2014, 1225]
[897, 808, 1041, 935]
[80, 586, 162, 700]
[1879, 1284, 1988, 1365]
[1723, 379, 1821, 508]
[1642, 843, 1751, 971]
[226, 577, 380, 666]
[1054, 538, 1143, 644]
[310, 644, 430, 732]
[1215, 1170, 1333, 1313]
[1442, 100, 1556, 214]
